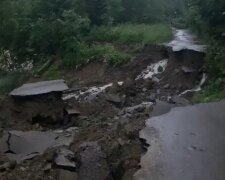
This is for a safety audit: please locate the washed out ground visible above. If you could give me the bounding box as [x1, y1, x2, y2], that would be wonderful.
[0, 32, 205, 179]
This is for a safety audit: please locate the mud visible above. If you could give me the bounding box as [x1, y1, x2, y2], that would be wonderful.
[0, 30, 206, 180]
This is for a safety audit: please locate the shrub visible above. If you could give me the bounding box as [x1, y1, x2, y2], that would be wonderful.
[62, 44, 130, 69]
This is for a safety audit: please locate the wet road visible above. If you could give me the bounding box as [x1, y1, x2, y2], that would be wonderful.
[166, 29, 206, 52]
[135, 100, 225, 180]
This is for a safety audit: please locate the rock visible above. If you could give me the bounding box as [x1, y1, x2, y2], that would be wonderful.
[117, 138, 126, 146]
[78, 142, 110, 180]
[156, 89, 161, 94]
[105, 94, 124, 107]
[163, 84, 170, 89]
[152, 77, 160, 83]
[173, 69, 180, 75]
[171, 95, 190, 106]
[0, 160, 17, 171]
[43, 163, 52, 172]
[124, 102, 153, 115]
[57, 169, 79, 180]
[181, 66, 196, 74]
[142, 88, 147, 92]
[65, 108, 81, 116]
[54, 148, 79, 171]
[146, 94, 157, 103]
[157, 65, 164, 73]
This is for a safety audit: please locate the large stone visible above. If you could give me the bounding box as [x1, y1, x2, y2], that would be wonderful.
[54, 148, 79, 171]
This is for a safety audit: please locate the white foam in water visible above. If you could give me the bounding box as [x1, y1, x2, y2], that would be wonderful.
[63, 82, 124, 101]
[180, 73, 207, 96]
[136, 59, 168, 80]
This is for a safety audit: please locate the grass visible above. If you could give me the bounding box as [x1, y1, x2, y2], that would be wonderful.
[62, 44, 131, 69]
[89, 23, 173, 44]
[194, 79, 225, 103]
[194, 43, 225, 103]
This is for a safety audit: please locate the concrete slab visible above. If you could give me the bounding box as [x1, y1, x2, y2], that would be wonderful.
[9, 80, 69, 97]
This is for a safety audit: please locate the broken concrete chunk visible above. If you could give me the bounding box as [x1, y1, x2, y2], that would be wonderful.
[65, 108, 81, 116]
[9, 80, 69, 97]
[105, 94, 124, 107]
[54, 148, 78, 171]
[0, 128, 78, 162]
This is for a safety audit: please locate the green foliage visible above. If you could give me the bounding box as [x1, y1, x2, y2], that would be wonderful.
[186, 0, 225, 102]
[186, 0, 225, 41]
[89, 24, 172, 44]
[0, 73, 25, 95]
[194, 79, 225, 103]
[206, 44, 225, 78]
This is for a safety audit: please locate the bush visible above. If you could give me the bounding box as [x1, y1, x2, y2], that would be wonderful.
[89, 23, 172, 44]
[194, 43, 225, 103]
[0, 73, 24, 95]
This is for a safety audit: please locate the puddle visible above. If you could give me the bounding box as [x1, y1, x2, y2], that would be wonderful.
[166, 29, 206, 52]
[135, 100, 225, 180]
[136, 59, 168, 80]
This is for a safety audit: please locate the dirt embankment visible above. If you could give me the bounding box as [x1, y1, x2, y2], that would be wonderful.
[0, 44, 205, 180]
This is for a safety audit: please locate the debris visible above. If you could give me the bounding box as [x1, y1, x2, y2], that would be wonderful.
[171, 95, 190, 106]
[78, 142, 110, 180]
[123, 102, 153, 115]
[0, 128, 78, 162]
[57, 169, 79, 180]
[136, 59, 168, 80]
[10, 80, 69, 97]
[65, 108, 81, 116]
[163, 83, 170, 89]
[0, 160, 17, 171]
[181, 66, 196, 73]
[54, 148, 78, 171]
[43, 163, 52, 172]
[105, 94, 124, 107]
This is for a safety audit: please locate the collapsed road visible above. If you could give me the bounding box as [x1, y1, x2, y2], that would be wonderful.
[135, 100, 225, 180]
[0, 29, 219, 180]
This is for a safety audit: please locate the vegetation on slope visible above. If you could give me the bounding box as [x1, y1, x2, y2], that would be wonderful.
[0, 0, 178, 95]
[185, 0, 225, 102]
